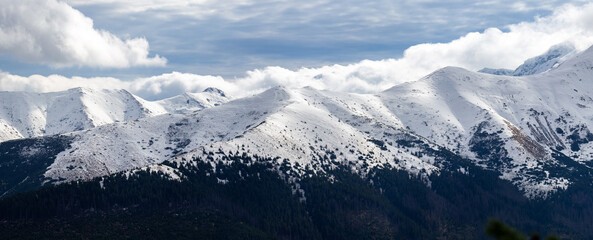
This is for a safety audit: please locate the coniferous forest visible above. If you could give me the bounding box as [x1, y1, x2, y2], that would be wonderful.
[1, 152, 593, 239]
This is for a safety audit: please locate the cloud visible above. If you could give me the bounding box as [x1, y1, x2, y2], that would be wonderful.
[128, 72, 239, 100]
[0, 0, 166, 68]
[0, 70, 239, 101]
[60, 0, 588, 78]
[0, 71, 126, 92]
[239, 2, 593, 89]
[3, 3, 593, 100]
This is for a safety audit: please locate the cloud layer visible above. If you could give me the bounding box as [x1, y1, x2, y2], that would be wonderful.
[3, 2, 593, 100]
[0, 0, 166, 68]
[58, 0, 587, 78]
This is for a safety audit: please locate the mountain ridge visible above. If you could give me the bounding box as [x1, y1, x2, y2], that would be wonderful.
[0, 87, 229, 142]
[5, 45, 593, 200]
[5, 44, 593, 239]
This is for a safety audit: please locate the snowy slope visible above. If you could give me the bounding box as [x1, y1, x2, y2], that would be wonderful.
[6, 46, 593, 200]
[513, 43, 576, 76]
[155, 87, 229, 114]
[379, 46, 593, 197]
[479, 43, 577, 76]
[39, 86, 451, 196]
[0, 88, 229, 142]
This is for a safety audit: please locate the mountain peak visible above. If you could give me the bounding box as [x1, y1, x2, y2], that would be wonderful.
[257, 85, 292, 101]
[66, 87, 90, 94]
[203, 87, 226, 97]
[554, 44, 593, 72]
[514, 42, 576, 76]
[424, 66, 473, 80]
[64, 87, 132, 96]
[480, 42, 577, 76]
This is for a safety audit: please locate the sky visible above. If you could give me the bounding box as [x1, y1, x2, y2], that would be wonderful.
[1, 0, 593, 100]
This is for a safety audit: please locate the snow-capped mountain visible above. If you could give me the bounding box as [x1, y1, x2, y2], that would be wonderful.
[41, 86, 440, 186]
[379, 64, 591, 197]
[479, 43, 577, 76]
[513, 43, 577, 76]
[5, 46, 593, 240]
[0, 87, 229, 142]
[4, 45, 593, 201]
[155, 87, 229, 114]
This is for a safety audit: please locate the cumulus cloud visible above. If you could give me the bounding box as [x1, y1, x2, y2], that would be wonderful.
[228, 2, 593, 91]
[0, 0, 166, 68]
[128, 72, 240, 100]
[0, 71, 126, 92]
[3, 3, 593, 100]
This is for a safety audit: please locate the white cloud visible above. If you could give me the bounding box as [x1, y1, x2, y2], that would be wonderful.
[128, 72, 240, 100]
[0, 0, 166, 68]
[3, 3, 593, 100]
[0, 71, 126, 92]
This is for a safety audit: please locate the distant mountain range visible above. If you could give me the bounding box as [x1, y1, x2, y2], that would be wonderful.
[0, 87, 229, 142]
[3, 44, 593, 239]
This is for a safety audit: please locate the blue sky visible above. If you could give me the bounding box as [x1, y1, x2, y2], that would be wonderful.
[1, 0, 593, 99]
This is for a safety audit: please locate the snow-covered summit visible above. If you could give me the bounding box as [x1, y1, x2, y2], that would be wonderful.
[0, 87, 230, 142]
[379, 45, 593, 197]
[513, 43, 576, 76]
[155, 87, 229, 114]
[7, 45, 593, 200]
[36, 48, 593, 197]
[203, 87, 227, 97]
[552, 44, 593, 73]
[479, 43, 577, 76]
[39, 85, 437, 186]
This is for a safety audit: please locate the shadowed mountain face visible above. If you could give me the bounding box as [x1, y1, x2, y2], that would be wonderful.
[3, 46, 593, 238]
